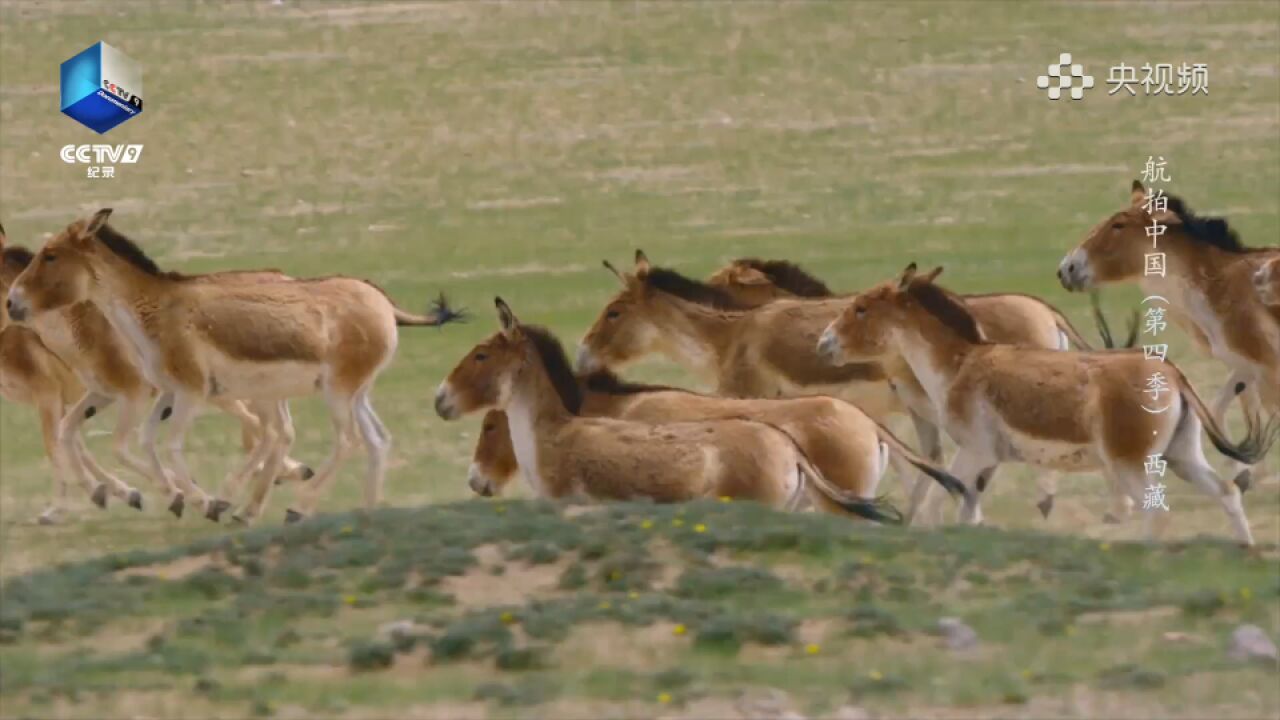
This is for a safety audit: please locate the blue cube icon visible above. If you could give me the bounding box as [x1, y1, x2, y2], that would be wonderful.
[61, 42, 144, 134]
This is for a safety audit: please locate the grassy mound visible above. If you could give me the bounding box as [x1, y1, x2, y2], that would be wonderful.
[2, 499, 1276, 718]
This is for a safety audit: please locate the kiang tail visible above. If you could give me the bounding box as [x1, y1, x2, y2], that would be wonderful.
[753, 419, 904, 525]
[1089, 290, 1139, 350]
[873, 420, 972, 505]
[1176, 367, 1279, 470]
[394, 292, 467, 327]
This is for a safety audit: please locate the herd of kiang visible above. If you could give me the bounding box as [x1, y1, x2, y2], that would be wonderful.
[1, 181, 1277, 545]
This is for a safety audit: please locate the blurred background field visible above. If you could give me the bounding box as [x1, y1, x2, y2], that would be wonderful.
[0, 1, 1277, 717]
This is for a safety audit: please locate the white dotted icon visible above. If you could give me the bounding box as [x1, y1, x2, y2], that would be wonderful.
[1036, 53, 1094, 100]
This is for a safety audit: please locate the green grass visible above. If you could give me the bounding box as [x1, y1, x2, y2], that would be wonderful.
[2, 500, 1278, 718]
[1, 1, 1278, 716]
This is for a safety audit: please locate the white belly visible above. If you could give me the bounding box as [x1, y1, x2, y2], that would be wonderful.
[204, 350, 323, 400]
[1000, 427, 1099, 471]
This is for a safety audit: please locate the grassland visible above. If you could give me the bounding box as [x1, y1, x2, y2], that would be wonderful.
[1, 1, 1278, 717]
[3, 500, 1278, 718]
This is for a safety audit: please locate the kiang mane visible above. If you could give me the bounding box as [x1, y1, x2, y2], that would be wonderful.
[908, 281, 984, 344]
[582, 369, 681, 396]
[96, 224, 187, 279]
[645, 267, 750, 310]
[1165, 196, 1255, 254]
[734, 258, 834, 297]
[523, 325, 584, 414]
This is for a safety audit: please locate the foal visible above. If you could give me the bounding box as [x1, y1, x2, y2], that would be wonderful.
[819, 265, 1275, 546]
[463, 370, 967, 521]
[437, 299, 890, 517]
[7, 209, 460, 522]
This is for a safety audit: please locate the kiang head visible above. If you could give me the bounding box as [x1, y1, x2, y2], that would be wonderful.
[706, 260, 790, 308]
[467, 409, 519, 498]
[5, 209, 117, 323]
[706, 257, 835, 308]
[1058, 180, 1248, 290]
[435, 298, 531, 420]
[818, 263, 972, 364]
[435, 297, 582, 421]
[576, 249, 676, 373]
[1254, 256, 1280, 307]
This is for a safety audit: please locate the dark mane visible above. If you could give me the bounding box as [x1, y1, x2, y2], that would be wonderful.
[1165, 196, 1254, 254]
[907, 281, 984, 344]
[523, 325, 584, 414]
[734, 258, 834, 297]
[581, 369, 683, 396]
[96, 224, 181, 277]
[645, 267, 750, 310]
[1, 245, 34, 271]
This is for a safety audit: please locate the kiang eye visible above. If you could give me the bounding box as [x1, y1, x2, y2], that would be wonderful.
[482, 424, 494, 433]
[474, 352, 488, 362]
[855, 306, 867, 318]
[1111, 221, 1124, 230]
[42, 253, 56, 262]
[606, 309, 620, 320]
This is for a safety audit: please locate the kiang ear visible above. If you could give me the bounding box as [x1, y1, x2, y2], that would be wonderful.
[602, 259, 625, 285]
[897, 262, 918, 290]
[634, 249, 651, 277]
[494, 296, 519, 335]
[1130, 180, 1146, 208]
[923, 266, 944, 283]
[85, 208, 113, 237]
[733, 267, 771, 286]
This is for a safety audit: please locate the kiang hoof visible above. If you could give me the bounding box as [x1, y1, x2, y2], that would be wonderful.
[205, 499, 232, 523]
[1036, 495, 1054, 520]
[37, 512, 59, 526]
[302, 466, 315, 481]
[1232, 470, 1252, 493]
[127, 489, 144, 511]
[90, 484, 108, 509]
[1102, 511, 1121, 525]
[229, 513, 251, 526]
[284, 508, 305, 524]
[168, 494, 185, 518]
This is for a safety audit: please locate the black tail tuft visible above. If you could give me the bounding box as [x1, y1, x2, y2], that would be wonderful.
[1210, 411, 1280, 466]
[431, 292, 467, 326]
[1091, 291, 1140, 349]
[841, 494, 904, 525]
[911, 458, 968, 502]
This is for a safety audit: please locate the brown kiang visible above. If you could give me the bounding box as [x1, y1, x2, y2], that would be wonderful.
[819, 263, 1275, 546]
[6, 209, 461, 523]
[464, 369, 968, 524]
[436, 298, 906, 521]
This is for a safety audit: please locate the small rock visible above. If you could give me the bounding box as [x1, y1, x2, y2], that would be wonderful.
[938, 617, 979, 651]
[377, 619, 421, 645]
[1227, 624, 1278, 663]
[734, 687, 800, 719]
